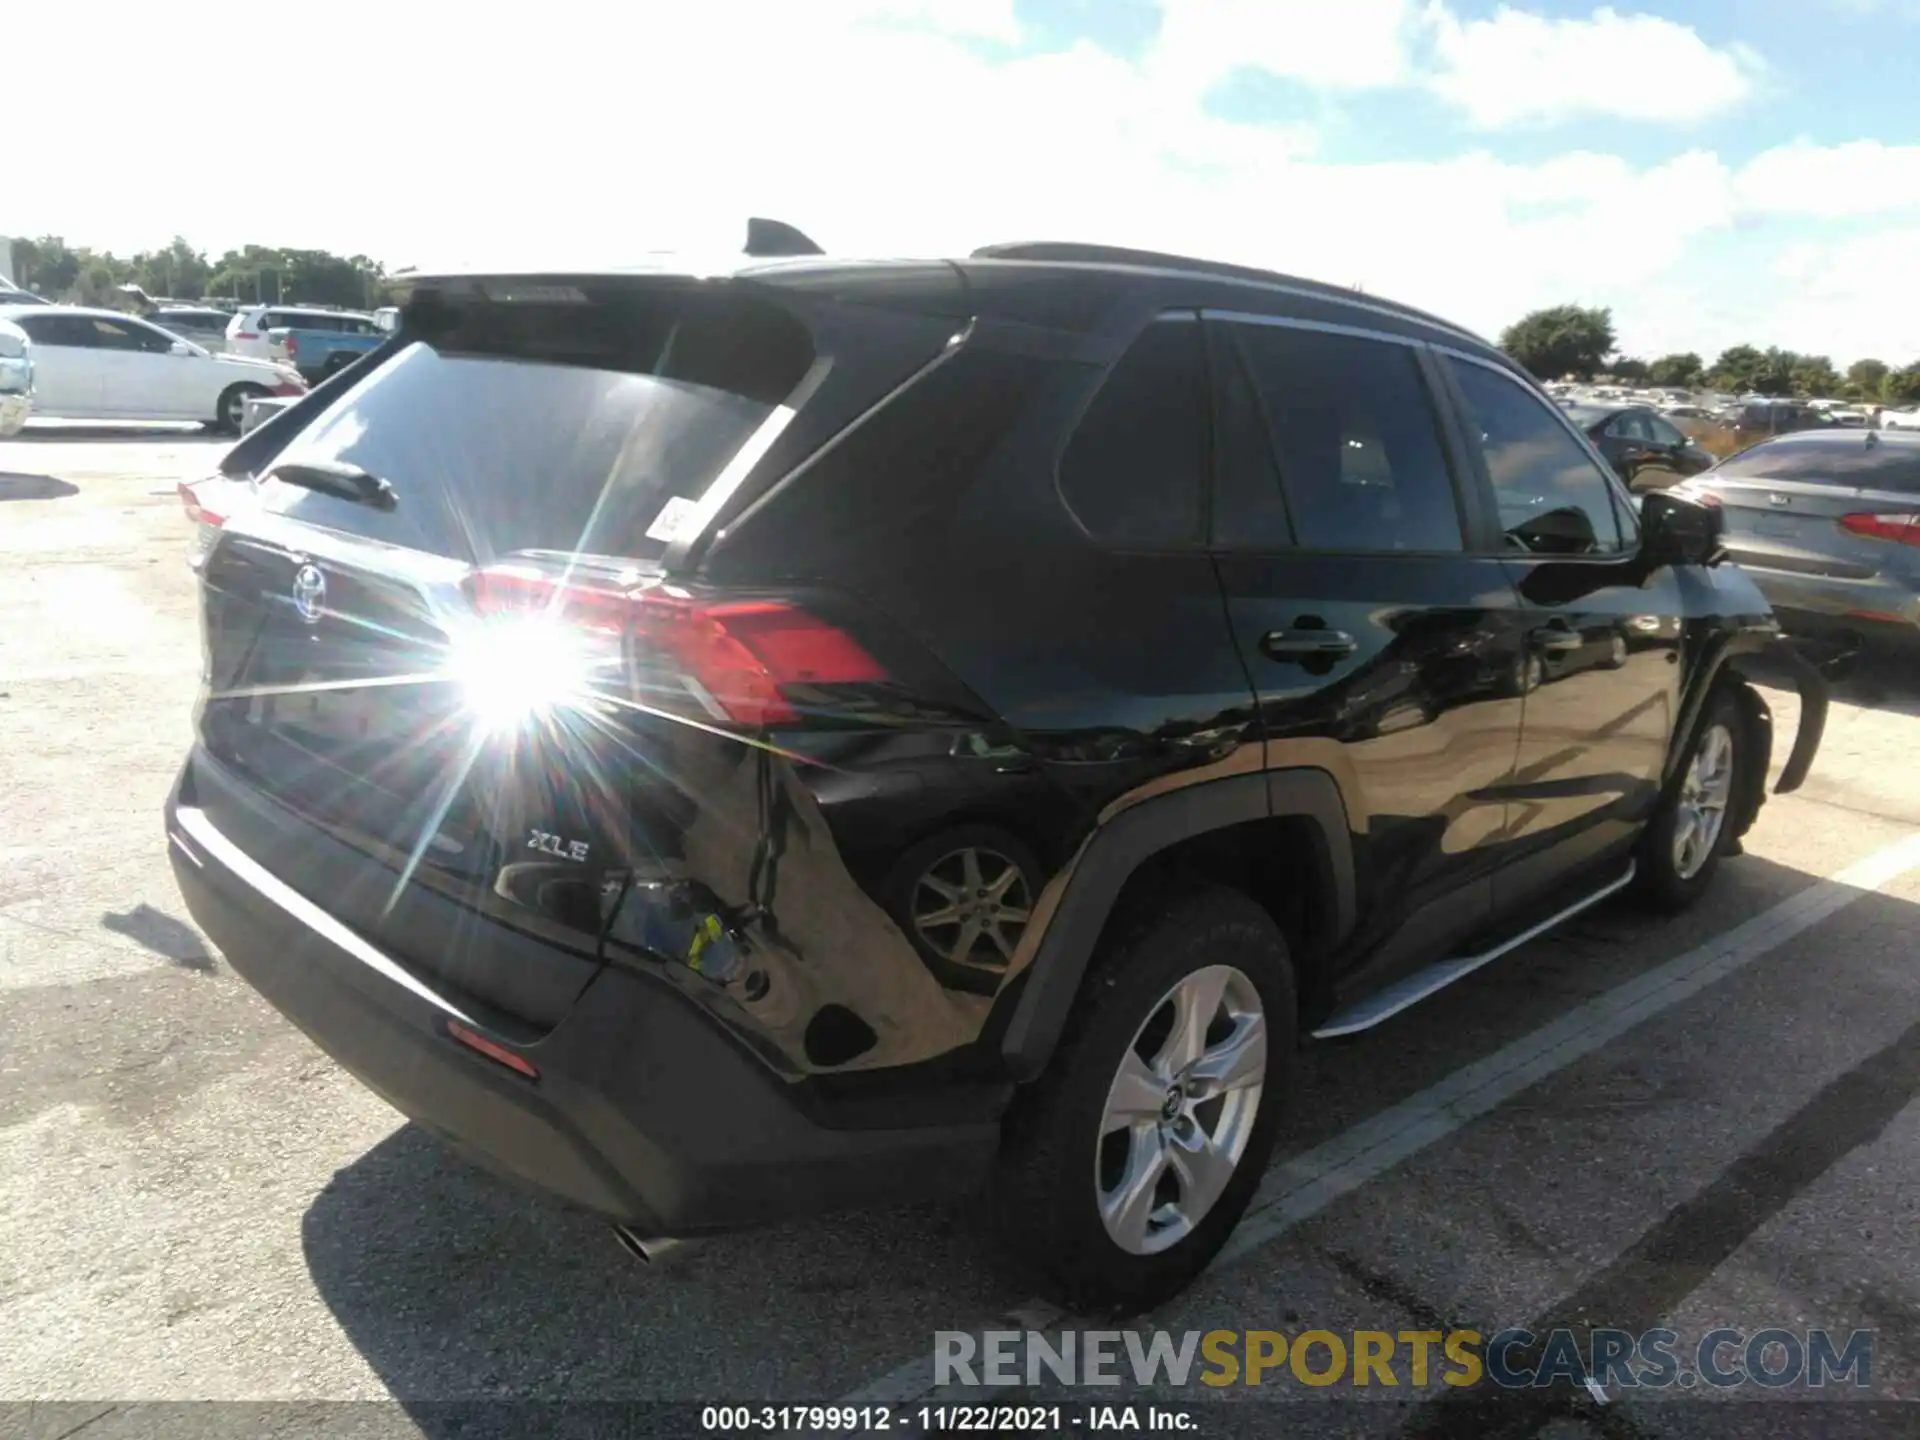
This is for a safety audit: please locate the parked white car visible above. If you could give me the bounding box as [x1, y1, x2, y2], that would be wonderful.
[224, 304, 379, 361]
[0, 305, 306, 432]
[0, 316, 32, 437]
[1882, 408, 1920, 431]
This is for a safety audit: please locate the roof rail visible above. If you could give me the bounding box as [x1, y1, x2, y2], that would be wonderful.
[969, 240, 1481, 344]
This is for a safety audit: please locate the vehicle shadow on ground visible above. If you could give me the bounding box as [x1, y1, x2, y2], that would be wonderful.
[0, 472, 79, 501]
[300, 848, 1860, 1425]
[302, 1125, 1013, 1408]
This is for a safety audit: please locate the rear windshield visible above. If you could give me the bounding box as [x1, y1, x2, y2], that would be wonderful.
[255, 288, 815, 563]
[1715, 438, 1920, 493]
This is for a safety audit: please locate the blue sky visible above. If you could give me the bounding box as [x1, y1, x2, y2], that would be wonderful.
[11, 0, 1919, 364]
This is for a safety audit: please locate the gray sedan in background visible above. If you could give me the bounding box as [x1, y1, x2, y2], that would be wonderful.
[1680, 428, 1920, 651]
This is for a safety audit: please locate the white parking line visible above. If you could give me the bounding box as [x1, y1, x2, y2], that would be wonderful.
[839, 831, 1920, 1406]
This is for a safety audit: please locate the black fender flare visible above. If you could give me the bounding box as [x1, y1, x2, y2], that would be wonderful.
[999, 768, 1355, 1082]
[1668, 627, 1827, 806]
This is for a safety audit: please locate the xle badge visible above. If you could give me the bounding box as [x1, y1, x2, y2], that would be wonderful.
[528, 828, 590, 863]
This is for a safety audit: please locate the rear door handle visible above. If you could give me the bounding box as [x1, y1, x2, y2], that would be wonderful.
[1261, 628, 1357, 661]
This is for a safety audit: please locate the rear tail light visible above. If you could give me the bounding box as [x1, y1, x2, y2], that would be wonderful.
[178, 479, 224, 527]
[284, 335, 299, 357]
[235, 331, 259, 341]
[1838, 512, 1920, 546]
[465, 563, 887, 727]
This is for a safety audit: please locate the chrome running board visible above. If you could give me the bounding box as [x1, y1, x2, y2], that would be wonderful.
[1310, 863, 1637, 1039]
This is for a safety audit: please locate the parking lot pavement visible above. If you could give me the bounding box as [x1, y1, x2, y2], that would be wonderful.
[3, 430, 1918, 1435]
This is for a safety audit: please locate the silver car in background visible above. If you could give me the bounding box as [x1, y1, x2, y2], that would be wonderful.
[1680, 428, 1920, 651]
[0, 316, 31, 437]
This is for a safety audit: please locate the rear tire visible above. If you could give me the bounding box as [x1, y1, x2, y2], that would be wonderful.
[993, 884, 1297, 1313]
[211, 383, 267, 436]
[1635, 687, 1742, 912]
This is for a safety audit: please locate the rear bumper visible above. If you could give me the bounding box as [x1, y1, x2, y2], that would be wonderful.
[1736, 566, 1920, 643]
[164, 760, 999, 1235]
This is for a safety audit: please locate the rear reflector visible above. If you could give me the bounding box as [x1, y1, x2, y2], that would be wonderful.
[467, 564, 886, 727]
[445, 1019, 539, 1078]
[1839, 512, 1920, 546]
[236, 331, 259, 341]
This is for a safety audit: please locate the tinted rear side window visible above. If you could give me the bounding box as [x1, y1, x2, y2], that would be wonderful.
[1223, 323, 1463, 553]
[1715, 438, 1920, 492]
[1057, 317, 1205, 547]
[257, 291, 815, 563]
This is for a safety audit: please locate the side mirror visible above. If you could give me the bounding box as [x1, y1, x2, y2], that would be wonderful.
[169, 340, 193, 357]
[1641, 490, 1724, 567]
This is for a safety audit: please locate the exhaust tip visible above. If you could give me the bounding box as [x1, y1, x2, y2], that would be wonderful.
[612, 1225, 683, 1264]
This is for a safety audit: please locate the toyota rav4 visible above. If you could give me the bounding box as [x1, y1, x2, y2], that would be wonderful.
[166, 240, 1827, 1311]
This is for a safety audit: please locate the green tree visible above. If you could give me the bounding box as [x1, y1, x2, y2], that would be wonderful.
[1790, 354, 1840, 398]
[1708, 345, 1765, 393]
[1608, 356, 1650, 384]
[127, 237, 212, 300]
[205, 245, 389, 308]
[18, 236, 82, 297]
[1846, 358, 1889, 401]
[1751, 348, 1800, 397]
[1499, 304, 1616, 381]
[1647, 352, 1704, 388]
[1882, 365, 1920, 407]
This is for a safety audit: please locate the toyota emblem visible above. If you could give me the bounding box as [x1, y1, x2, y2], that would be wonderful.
[292, 563, 327, 624]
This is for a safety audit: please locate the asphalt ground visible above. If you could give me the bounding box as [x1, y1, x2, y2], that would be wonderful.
[3, 424, 1918, 1439]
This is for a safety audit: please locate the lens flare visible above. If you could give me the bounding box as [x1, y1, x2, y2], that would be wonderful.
[445, 612, 603, 732]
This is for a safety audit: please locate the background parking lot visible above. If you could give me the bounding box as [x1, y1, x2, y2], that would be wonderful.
[3, 427, 1918, 1438]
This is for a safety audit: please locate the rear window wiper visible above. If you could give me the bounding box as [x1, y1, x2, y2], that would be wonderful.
[268, 460, 398, 511]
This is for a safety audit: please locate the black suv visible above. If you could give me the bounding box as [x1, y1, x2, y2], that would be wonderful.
[166, 242, 1826, 1311]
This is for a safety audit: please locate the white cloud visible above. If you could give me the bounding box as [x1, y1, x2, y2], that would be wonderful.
[1734, 140, 1920, 216]
[1427, 6, 1760, 127]
[1152, 0, 1426, 92]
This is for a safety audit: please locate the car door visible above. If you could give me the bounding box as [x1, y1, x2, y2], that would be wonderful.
[1204, 312, 1530, 986]
[12, 314, 104, 416]
[81, 316, 198, 418]
[1439, 352, 1684, 911]
[1041, 311, 1265, 813]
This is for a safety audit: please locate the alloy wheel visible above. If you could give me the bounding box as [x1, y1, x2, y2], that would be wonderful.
[1095, 964, 1266, 1256]
[1672, 722, 1734, 879]
[909, 846, 1032, 971]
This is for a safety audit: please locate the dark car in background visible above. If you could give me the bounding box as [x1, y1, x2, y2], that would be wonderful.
[1565, 404, 1716, 491]
[165, 239, 1825, 1312]
[149, 305, 236, 354]
[1679, 428, 1920, 651]
[1721, 399, 1833, 444]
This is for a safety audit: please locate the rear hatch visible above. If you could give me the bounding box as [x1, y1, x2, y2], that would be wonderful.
[191, 269, 970, 1027]
[1692, 434, 1920, 581]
